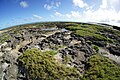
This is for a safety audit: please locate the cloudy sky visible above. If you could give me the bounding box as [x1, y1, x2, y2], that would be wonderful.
[0, 0, 120, 29]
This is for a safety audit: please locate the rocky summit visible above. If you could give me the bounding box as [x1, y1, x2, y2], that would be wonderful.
[0, 22, 120, 80]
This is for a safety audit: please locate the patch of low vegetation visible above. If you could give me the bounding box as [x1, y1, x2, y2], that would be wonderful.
[43, 50, 57, 56]
[65, 24, 114, 42]
[63, 55, 71, 64]
[18, 48, 80, 80]
[81, 54, 120, 80]
[11, 29, 22, 34]
[0, 33, 11, 43]
[93, 45, 99, 53]
[52, 45, 66, 50]
[98, 27, 120, 36]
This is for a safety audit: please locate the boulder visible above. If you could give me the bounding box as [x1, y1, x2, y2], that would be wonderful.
[109, 46, 120, 56]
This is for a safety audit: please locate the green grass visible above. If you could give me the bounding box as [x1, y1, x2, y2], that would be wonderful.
[18, 48, 80, 80]
[75, 29, 108, 41]
[0, 33, 11, 43]
[81, 54, 120, 80]
[65, 24, 115, 43]
[53, 45, 66, 50]
[63, 55, 71, 64]
[98, 27, 120, 36]
[93, 45, 99, 53]
[43, 50, 57, 56]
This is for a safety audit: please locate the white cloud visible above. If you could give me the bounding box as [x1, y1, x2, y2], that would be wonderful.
[50, 0, 120, 26]
[73, 0, 88, 8]
[100, 0, 108, 8]
[53, 11, 81, 19]
[56, 2, 61, 7]
[83, 0, 120, 25]
[66, 11, 81, 18]
[20, 1, 28, 8]
[55, 12, 63, 17]
[33, 15, 42, 20]
[100, 0, 120, 10]
[66, 14, 71, 18]
[71, 11, 81, 18]
[84, 9, 114, 22]
[108, 0, 120, 8]
[44, 2, 61, 10]
[44, 4, 52, 10]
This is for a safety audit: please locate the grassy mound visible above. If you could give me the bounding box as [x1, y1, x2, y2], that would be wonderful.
[65, 24, 114, 42]
[18, 48, 80, 80]
[81, 54, 120, 80]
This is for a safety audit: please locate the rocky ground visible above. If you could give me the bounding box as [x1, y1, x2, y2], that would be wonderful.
[0, 22, 120, 80]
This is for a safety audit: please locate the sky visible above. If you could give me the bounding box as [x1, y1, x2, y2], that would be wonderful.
[0, 0, 120, 29]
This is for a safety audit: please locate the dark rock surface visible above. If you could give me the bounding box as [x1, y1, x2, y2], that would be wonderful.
[93, 41, 107, 47]
[109, 46, 120, 56]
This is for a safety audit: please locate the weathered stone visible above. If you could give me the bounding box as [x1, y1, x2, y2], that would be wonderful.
[109, 46, 120, 56]
[0, 52, 4, 57]
[4, 65, 18, 80]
